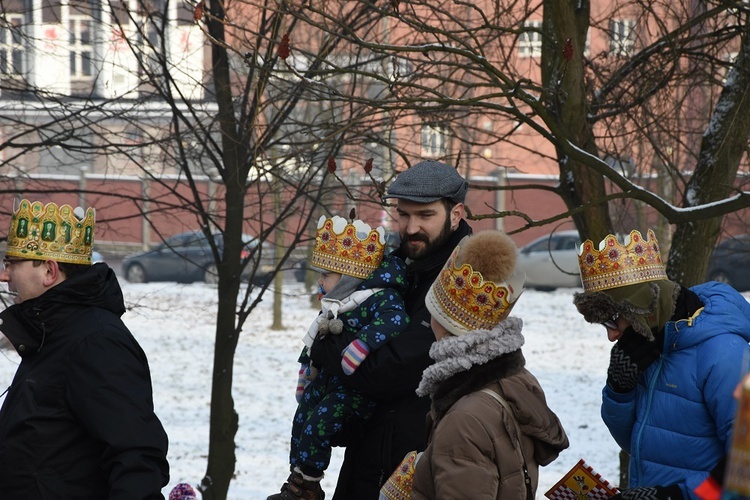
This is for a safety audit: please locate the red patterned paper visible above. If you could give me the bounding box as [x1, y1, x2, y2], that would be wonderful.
[545, 459, 619, 500]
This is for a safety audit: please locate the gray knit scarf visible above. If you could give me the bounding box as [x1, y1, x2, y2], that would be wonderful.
[416, 316, 525, 397]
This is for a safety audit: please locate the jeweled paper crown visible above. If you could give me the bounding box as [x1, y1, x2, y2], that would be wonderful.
[5, 199, 96, 265]
[428, 244, 524, 334]
[310, 215, 386, 279]
[577, 229, 667, 293]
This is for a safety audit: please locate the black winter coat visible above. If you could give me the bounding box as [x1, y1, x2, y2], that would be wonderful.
[0, 263, 169, 499]
[311, 220, 472, 500]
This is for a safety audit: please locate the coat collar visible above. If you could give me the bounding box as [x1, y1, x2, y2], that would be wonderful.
[428, 349, 526, 422]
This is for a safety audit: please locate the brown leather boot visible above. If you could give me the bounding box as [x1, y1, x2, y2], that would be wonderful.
[267, 469, 324, 500]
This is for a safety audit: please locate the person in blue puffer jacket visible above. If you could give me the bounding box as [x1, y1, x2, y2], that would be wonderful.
[572, 229, 750, 500]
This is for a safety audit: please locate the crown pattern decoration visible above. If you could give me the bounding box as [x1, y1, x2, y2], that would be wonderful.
[429, 245, 524, 333]
[577, 229, 667, 293]
[6, 199, 96, 265]
[310, 215, 386, 279]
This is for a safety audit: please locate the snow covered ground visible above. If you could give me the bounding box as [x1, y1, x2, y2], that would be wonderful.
[3, 276, 740, 498]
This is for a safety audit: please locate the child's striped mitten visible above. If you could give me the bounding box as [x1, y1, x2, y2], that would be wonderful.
[295, 364, 309, 403]
[341, 339, 370, 376]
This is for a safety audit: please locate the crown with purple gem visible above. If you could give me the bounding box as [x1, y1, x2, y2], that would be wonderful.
[426, 244, 524, 335]
[577, 229, 667, 293]
[310, 215, 386, 279]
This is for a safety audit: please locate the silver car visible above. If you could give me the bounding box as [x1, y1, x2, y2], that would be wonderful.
[516, 230, 582, 291]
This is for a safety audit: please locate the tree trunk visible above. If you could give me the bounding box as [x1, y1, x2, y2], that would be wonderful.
[669, 22, 750, 286]
[200, 0, 256, 495]
[272, 177, 284, 331]
[543, 0, 613, 242]
[619, 450, 630, 489]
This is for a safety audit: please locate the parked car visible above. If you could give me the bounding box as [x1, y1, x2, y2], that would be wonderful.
[385, 230, 401, 255]
[706, 234, 750, 291]
[516, 230, 582, 291]
[122, 231, 275, 285]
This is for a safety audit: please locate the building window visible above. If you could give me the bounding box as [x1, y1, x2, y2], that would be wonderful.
[610, 19, 636, 57]
[519, 20, 543, 58]
[69, 16, 92, 78]
[421, 124, 448, 158]
[137, 10, 167, 74]
[0, 15, 25, 76]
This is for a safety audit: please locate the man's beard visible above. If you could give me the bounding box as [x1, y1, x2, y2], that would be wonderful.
[400, 214, 453, 260]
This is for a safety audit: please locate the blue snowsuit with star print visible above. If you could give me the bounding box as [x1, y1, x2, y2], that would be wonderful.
[290, 254, 410, 478]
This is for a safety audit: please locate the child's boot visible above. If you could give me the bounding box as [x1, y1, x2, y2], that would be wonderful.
[267, 467, 324, 500]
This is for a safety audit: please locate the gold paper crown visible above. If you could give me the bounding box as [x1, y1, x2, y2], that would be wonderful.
[427, 245, 524, 335]
[310, 215, 386, 279]
[5, 199, 96, 265]
[577, 229, 667, 293]
[379, 450, 419, 500]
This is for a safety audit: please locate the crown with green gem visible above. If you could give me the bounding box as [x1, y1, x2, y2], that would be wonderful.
[5, 199, 95, 265]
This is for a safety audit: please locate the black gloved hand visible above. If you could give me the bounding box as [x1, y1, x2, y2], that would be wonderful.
[613, 484, 683, 500]
[308, 332, 349, 377]
[607, 328, 660, 393]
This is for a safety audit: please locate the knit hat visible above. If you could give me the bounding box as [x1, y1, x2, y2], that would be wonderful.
[384, 160, 468, 204]
[426, 230, 524, 336]
[573, 229, 679, 340]
[310, 215, 386, 279]
[169, 483, 197, 500]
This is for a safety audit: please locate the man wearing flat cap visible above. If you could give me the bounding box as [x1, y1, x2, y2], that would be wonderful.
[573, 229, 750, 500]
[310, 160, 472, 499]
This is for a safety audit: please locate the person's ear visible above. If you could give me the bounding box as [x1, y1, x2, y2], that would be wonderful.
[42, 260, 62, 287]
[450, 203, 464, 229]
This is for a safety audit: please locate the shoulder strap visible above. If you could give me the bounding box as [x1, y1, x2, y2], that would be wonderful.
[481, 388, 534, 500]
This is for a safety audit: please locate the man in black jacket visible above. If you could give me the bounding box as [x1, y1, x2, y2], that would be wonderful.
[311, 160, 472, 499]
[0, 199, 169, 499]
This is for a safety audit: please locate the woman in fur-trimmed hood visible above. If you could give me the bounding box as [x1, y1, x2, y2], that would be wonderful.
[410, 231, 569, 500]
[573, 229, 750, 500]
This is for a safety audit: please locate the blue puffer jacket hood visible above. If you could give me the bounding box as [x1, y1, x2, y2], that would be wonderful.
[668, 281, 750, 352]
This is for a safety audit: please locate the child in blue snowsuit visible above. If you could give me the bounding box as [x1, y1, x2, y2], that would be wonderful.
[268, 215, 410, 500]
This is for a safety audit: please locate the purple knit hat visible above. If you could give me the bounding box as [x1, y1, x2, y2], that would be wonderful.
[169, 483, 197, 500]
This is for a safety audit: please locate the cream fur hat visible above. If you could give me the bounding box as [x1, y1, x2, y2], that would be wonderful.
[426, 230, 525, 336]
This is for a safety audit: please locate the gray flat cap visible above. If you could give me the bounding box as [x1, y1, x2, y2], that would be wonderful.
[384, 160, 468, 203]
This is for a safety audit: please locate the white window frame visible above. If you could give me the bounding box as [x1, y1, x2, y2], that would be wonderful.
[0, 14, 25, 77]
[519, 20, 543, 58]
[136, 10, 170, 76]
[610, 19, 636, 57]
[69, 15, 93, 79]
[421, 124, 448, 158]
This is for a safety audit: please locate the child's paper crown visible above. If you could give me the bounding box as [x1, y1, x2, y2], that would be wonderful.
[577, 229, 667, 293]
[310, 215, 386, 279]
[5, 199, 95, 265]
[426, 233, 524, 335]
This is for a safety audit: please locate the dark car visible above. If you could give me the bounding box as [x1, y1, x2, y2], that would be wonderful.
[516, 230, 582, 291]
[706, 234, 750, 292]
[122, 231, 275, 284]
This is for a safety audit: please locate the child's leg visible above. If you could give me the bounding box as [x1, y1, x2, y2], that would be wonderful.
[289, 372, 329, 469]
[294, 382, 376, 478]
